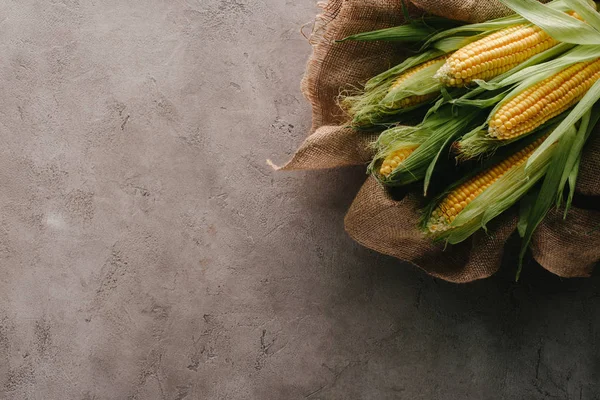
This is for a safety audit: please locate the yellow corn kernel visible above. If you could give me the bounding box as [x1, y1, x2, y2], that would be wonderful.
[435, 24, 559, 87]
[489, 58, 600, 139]
[388, 55, 450, 108]
[428, 136, 546, 233]
[379, 145, 419, 177]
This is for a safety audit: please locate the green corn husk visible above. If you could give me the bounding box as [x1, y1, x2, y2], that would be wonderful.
[337, 0, 464, 44]
[342, 51, 449, 129]
[336, 17, 460, 44]
[368, 105, 486, 191]
[420, 0, 596, 48]
[556, 107, 600, 211]
[425, 0, 599, 48]
[499, 0, 600, 45]
[337, 25, 435, 44]
[421, 129, 557, 245]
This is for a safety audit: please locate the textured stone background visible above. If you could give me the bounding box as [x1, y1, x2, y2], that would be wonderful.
[0, 1, 599, 399]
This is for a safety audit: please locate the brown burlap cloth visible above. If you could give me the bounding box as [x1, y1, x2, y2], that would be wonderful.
[279, 0, 600, 282]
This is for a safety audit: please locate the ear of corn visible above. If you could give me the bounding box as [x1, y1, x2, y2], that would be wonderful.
[434, 23, 561, 87]
[450, 41, 575, 113]
[427, 135, 546, 234]
[368, 124, 429, 181]
[341, 51, 448, 129]
[434, 8, 590, 88]
[344, 54, 450, 128]
[423, 132, 555, 244]
[488, 58, 600, 139]
[526, 60, 600, 170]
[378, 55, 449, 108]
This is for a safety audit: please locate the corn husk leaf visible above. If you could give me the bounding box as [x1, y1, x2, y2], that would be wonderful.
[565, 158, 581, 216]
[451, 90, 512, 108]
[342, 51, 445, 128]
[337, 0, 463, 43]
[516, 125, 578, 280]
[337, 24, 436, 43]
[557, 111, 590, 205]
[340, 11, 523, 45]
[517, 190, 538, 237]
[337, 17, 460, 43]
[423, 132, 457, 196]
[381, 60, 445, 106]
[563, 0, 600, 31]
[557, 105, 600, 210]
[500, 0, 600, 45]
[422, 15, 528, 48]
[365, 51, 443, 91]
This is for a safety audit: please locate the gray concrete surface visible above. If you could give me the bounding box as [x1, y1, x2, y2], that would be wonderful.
[0, 1, 598, 399]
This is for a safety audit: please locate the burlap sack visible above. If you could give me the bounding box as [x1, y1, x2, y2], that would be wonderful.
[283, 0, 600, 282]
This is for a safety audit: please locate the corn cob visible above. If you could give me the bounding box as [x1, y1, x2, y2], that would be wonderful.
[379, 145, 419, 177]
[487, 58, 600, 140]
[385, 55, 450, 109]
[427, 135, 546, 233]
[434, 24, 560, 87]
[346, 55, 450, 128]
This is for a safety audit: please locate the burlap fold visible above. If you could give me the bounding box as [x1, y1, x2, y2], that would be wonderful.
[287, 0, 599, 281]
[576, 128, 600, 196]
[279, 126, 376, 170]
[531, 207, 600, 277]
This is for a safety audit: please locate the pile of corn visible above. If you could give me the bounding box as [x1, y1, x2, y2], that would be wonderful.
[339, 0, 600, 277]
